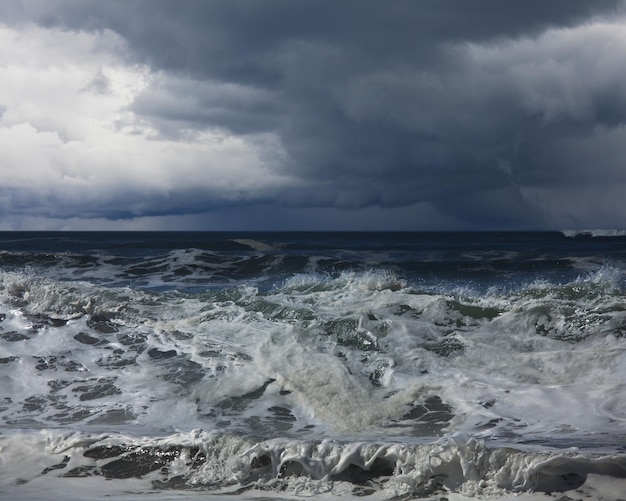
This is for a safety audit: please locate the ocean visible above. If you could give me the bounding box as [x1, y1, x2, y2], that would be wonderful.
[0, 231, 625, 500]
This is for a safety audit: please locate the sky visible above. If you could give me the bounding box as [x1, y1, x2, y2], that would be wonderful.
[1, 0, 626, 231]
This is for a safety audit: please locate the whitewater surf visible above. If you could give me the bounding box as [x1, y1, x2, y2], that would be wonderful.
[0, 231, 625, 500]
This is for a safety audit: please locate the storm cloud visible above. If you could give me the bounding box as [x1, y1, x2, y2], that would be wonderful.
[1, 0, 625, 229]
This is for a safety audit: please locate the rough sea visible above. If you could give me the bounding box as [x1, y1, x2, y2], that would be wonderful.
[1, 231, 625, 501]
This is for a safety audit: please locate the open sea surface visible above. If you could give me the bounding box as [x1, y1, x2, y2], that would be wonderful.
[1, 231, 625, 500]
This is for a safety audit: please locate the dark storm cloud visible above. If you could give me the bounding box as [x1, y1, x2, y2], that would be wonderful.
[19, 1, 616, 75]
[3, 0, 626, 229]
[130, 76, 283, 136]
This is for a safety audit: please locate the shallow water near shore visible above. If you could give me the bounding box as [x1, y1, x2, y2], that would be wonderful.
[1, 231, 625, 499]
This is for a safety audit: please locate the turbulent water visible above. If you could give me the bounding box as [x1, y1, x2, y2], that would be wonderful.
[1, 231, 625, 500]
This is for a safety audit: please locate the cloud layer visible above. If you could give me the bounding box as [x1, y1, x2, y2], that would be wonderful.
[1, 0, 625, 229]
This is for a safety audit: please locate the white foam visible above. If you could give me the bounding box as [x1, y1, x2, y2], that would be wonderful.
[562, 229, 626, 237]
[1, 267, 626, 499]
[2, 430, 625, 500]
[231, 238, 276, 252]
[257, 334, 418, 432]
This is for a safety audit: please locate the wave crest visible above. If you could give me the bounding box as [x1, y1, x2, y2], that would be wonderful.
[5, 430, 624, 499]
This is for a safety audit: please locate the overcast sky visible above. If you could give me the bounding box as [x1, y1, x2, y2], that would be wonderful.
[1, 0, 625, 230]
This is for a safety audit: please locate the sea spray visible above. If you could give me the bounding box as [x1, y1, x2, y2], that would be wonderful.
[1, 231, 625, 500]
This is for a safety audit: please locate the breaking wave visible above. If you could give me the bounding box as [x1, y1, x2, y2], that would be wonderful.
[1, 232, 626, 500]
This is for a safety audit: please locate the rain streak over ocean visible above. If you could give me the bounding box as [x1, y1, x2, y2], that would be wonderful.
[1, 231, 625, 500]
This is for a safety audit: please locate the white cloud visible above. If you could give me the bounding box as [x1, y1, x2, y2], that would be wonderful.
[465, 18, 626, 124]
[0, 24, 135, 138]
[0, 23, 294, 224]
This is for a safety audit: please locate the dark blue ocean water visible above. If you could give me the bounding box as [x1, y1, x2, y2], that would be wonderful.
[1, 230, 624, 291]
[0, 231, 625, 500]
